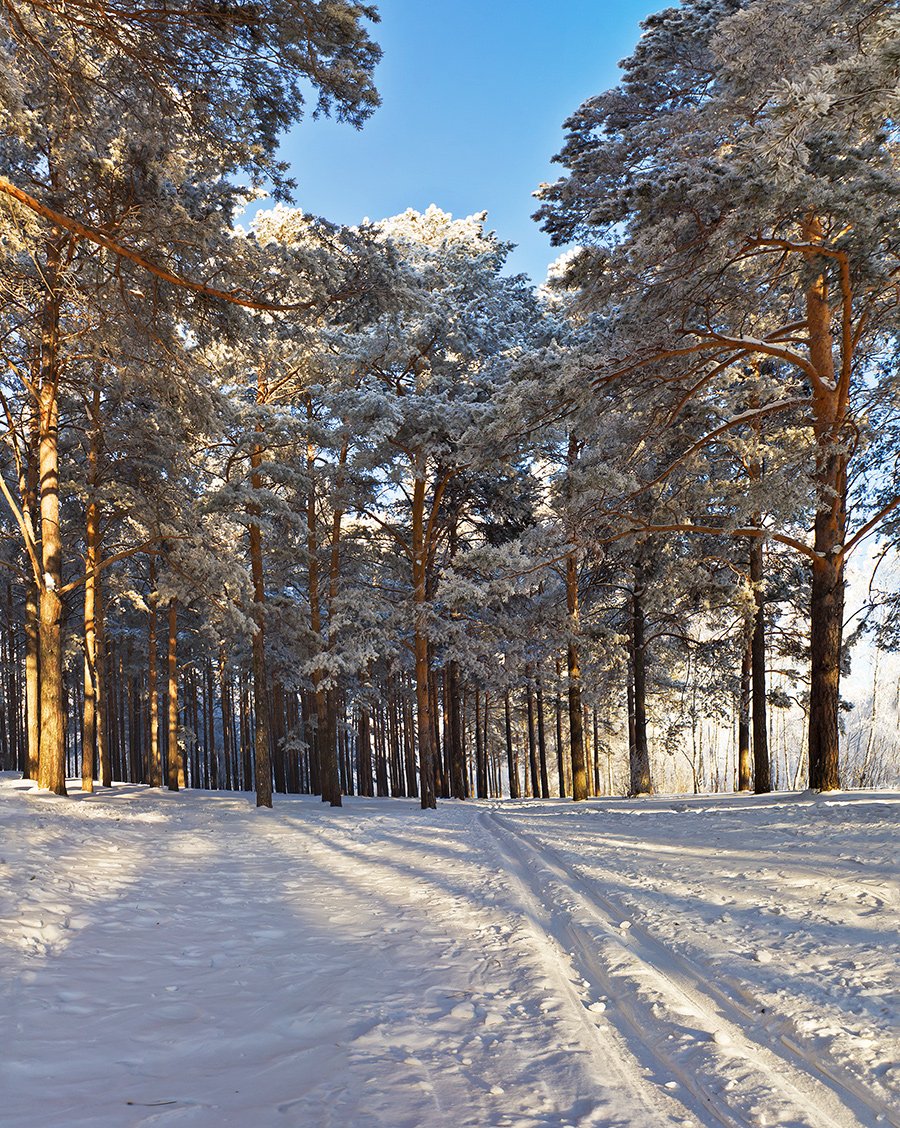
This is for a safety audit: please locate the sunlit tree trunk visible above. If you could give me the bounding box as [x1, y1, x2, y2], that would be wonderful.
[21, 401, 41, 781]
[81, 507, 97, 792]
[145, 558, 161, 786]
[37, 234, 66, 795]
[166, 598, 181, 791]
[804, 219, 848, 792]
[737, 636, 752, 792]
[81, 386, 104, 793]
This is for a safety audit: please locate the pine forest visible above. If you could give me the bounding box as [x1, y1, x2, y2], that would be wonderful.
[1, 2, 898, 1125]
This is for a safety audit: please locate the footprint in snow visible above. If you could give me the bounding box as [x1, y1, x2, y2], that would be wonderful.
[449, 1002, 476, 1021]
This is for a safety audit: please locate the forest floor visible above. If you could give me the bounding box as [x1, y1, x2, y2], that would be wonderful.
[1, 775, 898, 1128]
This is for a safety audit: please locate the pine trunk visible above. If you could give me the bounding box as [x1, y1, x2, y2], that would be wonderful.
[81, 389, 104, 794]
[147, 569, 162, 787]
[24, 581, 40, 779]
[629, 577, 653, 796]
[555, 666, 566, 798]
[749, 534, 771, 793]
[36, 236, 66, 794]
[809, 508, 845, 791]
[446, 662, 466, 798]
[166, 599, 181, 791]
[536, 680, 550, 799]
[504, 690, 518, 799]
[803, 220, 848, 792]
[566, 551, 588, 801]
[248, 432, 273, 808]
[305, 414, 340, 807]
[475, 689, 487, 799]
[412, 474, 436, 809]
[737, 635, 752, 792]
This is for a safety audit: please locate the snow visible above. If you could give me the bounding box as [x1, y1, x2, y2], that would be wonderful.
[1, 775, 897, 1127]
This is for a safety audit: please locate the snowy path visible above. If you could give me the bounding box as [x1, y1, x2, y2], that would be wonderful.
[1, 777, 897, 1127]
[481, 806, 897, 1128]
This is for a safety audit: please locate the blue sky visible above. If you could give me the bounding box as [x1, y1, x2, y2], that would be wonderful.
[275, 0, 659, 283]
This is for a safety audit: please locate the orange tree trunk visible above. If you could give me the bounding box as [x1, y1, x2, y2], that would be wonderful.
[36, 237, 66, 795]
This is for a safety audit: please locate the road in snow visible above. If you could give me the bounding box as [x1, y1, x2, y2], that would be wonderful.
[0, 774, 897, 1127]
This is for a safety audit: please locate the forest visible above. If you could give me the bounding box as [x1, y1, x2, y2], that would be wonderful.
[1, 0, 899, 813]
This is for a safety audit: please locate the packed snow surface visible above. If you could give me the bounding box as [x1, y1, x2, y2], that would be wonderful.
[1, 775, 897, 1127]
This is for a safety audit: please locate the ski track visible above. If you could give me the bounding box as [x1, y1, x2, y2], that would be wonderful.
[481, 807, 898, 1128]
[0, 777, 897, 1127]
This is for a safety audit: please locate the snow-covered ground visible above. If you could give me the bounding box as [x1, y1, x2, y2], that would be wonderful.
[1, 774, 897, 1128]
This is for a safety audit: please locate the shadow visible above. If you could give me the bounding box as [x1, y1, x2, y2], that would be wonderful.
[2, 779, 896, 1127]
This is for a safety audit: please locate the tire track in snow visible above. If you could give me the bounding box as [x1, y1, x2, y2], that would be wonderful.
[482, 809, 888, 1128]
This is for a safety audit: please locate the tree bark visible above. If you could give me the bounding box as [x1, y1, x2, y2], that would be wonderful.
[430, 666, 447, 798]
[737, 634, 752, 792]
[446, 662, 466, 799]
[566, 551, 588, 801]
[564, 434, 588, 802]
[536, 679, 550, 799]
[81, 386, 104, 793]
[402, 693, 417, 796]
[475, 688, 487, 799]
[206, 658, 217, 789]
[22, 398, 41, 781]
[24, 580, 40, 780]
[248, 417, 273, 807]
[412, 473, 436, 809]
[147, 562, 162, 787]
[357, 706, 373, 796]
[554, 661, 566, 798]
[219, 658, 232, 791]
[803, 219, 847, 792]
[483, 695, 493, 797]
[749, 534, 771, 793]
[36, 236, 66, 795]
[166, 599, 181, 791]
[809, 505, 845, 791]
[305, 405, 340, 807]
[82, 537, 97, 792]
[504, 690, 518, 799]
[524, 686, 538, 798]
[95, 577, 110, 788]
[629, 577, 653, 796]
